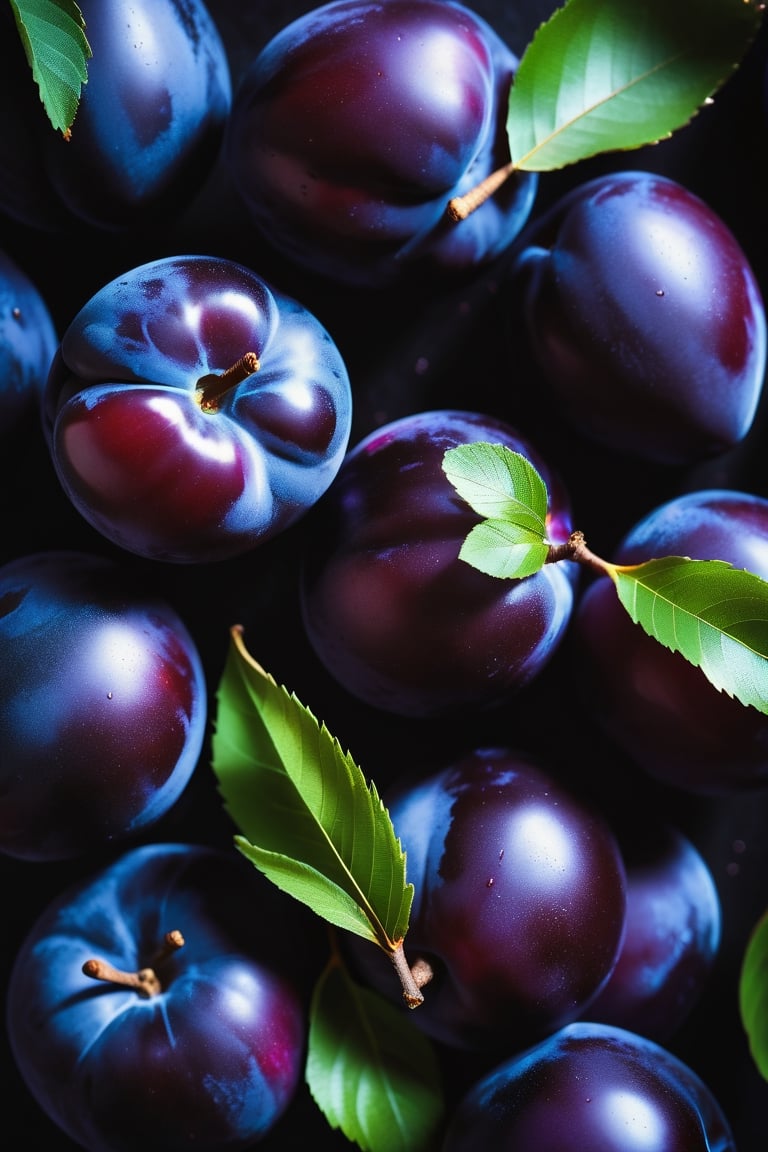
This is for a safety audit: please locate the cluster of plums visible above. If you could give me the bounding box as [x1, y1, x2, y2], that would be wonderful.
[2, 0, 768, 1150]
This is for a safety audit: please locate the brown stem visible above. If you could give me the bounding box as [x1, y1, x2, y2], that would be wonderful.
[82, 929, 185, 999]
[546, 530, 612, 577]
[197, 352, 260, 413]
[446, 161, 516, 222]
[390, 942, 430, 1008]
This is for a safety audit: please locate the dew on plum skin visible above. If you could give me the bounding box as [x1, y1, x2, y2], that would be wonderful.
[508, 169, 767, 466]
[96, 259, 279, 376]
[348, 748, 627, 1052]
[2, 0, 768, 1148]
[226, 0, 537, 286]
[579, 824, 722, 1044]
[7, 844, 307, 1151]
[0, 552, 207, 861]
[0, 0, 232, 233]
[44, 256, 353, 563]
[0, 248, 58, 431]
[300, 408, 577, 716]
[574, 488, 768, 794]
[442, 1022, 736, 1151]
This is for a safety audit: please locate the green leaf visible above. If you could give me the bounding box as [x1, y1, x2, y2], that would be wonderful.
[507, 0, 763, 172]
[307, 952, 444, 1152]
[441, 442, 768, 714]
[740, 909, 768, 1082]
[210, 627, 413, 952]
[443, 442, 549, 526]
[442, 443, 550, 579]
[10, 0, 91, 136]
[457, 520, 550, 580]
[612, 556, 768, 715]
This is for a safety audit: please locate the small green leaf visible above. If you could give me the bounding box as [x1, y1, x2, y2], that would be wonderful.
[458, 520, 550, 580]
[210, 627, 413, 952]
[740, 909, 768, 1082]
[10, 0, 91, 136]
[442, 442, 768, 713]
[612, 557, 768, 714]
[307, 952, 444, 1152]
[443, 442, 549, 526]
[442, 443, 550, 579]
[507, 0, 763, 172]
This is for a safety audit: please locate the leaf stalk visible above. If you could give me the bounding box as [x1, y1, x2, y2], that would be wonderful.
[446, 161, 516, 222]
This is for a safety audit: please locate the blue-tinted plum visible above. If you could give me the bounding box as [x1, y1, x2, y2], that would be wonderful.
[6, 842, 306, 1151]
[575, 488, 768, 794]
[0, 248, 57, 435]
[442, 1021, 736, 1150]
[0, 0, 231, 232]
[300, 409, 577, 717]
[349, 748, 627, 1051]
[42, 255, 353, 563]
[226, 0, 537, 287]
[0, 551, 206, 862]
[508, 170, 766, 465]
[580, 824, 722, 1042]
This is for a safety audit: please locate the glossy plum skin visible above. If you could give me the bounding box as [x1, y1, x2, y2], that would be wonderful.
[580, 824, 722, 1043]
[226, 0, 538, 287]
[0, 551, 207, 862]
[442, 1021, 736, 1151]
[300, 410, 577, 717]
[509, 170, 767, 465]
[0, 0, 231, 233]
[0, 249, 57, 435]
[575, 489, 768, 794]
[43, 255, 353, 563]
[6, 842, 306, 1152]
[349, 748, 627, 1051]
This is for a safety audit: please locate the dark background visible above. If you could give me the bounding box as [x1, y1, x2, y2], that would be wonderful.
[2, 1, 768, 1148]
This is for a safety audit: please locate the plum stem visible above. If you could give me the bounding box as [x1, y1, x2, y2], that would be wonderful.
[390, 942, 429, 1008]
[81, 929, 185, 999]
[197, 352, 260, 413]
[447, 161, 516, 222]
[546, 530, 612, 577]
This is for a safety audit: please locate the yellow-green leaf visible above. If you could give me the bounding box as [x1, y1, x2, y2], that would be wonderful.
[740, 909, 768, 1082]
[507, 0, 763, 172]
[458, 519, 550, 580]
[307, 953, 444, 1152]
[612, 557, 768, 714]
[443, 442, 549, 526]
[442, 442, 551, 579]
[210, 627, 413, 952]
[10, 0, 91, 136]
